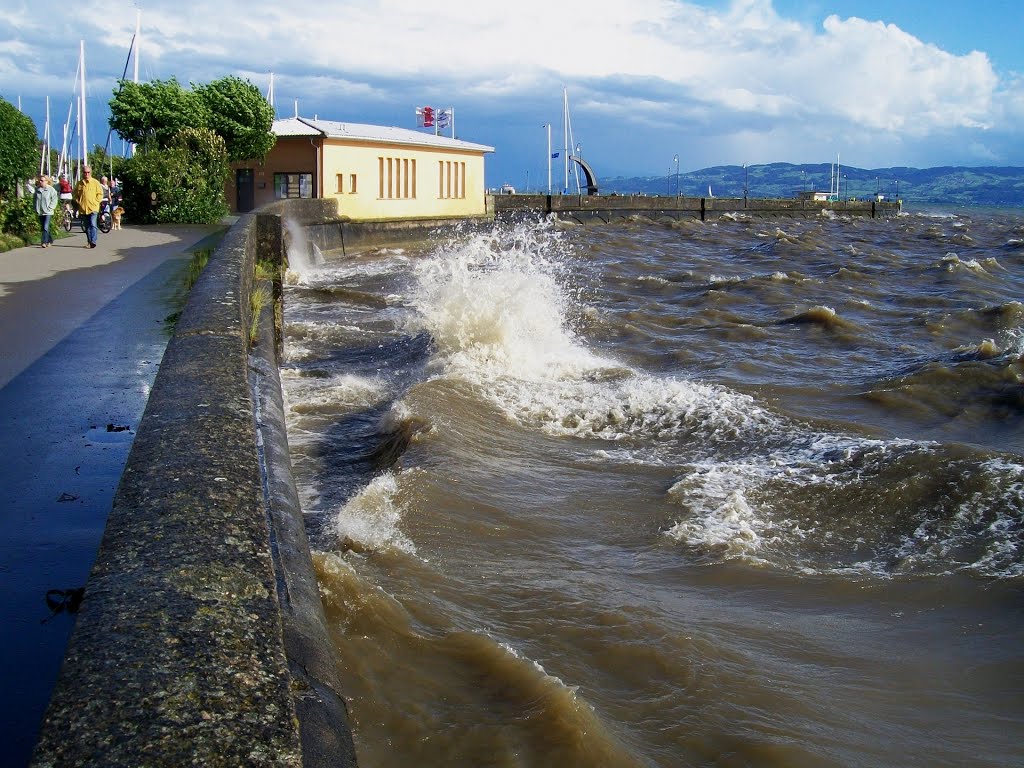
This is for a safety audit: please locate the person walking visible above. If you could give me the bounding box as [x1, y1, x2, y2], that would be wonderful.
[33, 174, 58, 248]
[73, 165, 104, 248]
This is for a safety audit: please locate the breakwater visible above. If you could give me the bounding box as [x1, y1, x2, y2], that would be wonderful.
[31, 209, 357, 767]
[493, 192, 901, 222]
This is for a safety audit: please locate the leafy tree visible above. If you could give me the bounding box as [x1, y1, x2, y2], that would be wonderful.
[110, 75, 274, 162]
[194, 76, 276, 162]
[121, 126, 229, 224]
[88, 144, 128, 182]
[109, 75, 274, 224]
[0, 96, 39, 199]
[109, 78, 210, 150]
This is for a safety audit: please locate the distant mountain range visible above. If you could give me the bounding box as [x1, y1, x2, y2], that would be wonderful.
[599, 163, 1024, 208]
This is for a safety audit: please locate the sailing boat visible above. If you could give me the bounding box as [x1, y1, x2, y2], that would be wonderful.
[544, 87, 583, 195]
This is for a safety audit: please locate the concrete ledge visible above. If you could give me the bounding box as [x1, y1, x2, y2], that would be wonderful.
[31, 213, 356, 767]
[258, 197, 492, 255]
[250, 294, 358, 767]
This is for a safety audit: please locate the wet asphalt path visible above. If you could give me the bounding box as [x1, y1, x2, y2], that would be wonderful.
[0, 223, 226, 766]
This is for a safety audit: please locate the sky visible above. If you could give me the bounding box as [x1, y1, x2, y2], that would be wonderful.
[3, 0, 1023, 189]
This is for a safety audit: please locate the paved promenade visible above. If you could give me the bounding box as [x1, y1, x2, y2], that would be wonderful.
[0, 223, 225, 767]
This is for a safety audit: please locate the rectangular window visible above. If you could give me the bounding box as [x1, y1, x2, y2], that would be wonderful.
[273, 172, 313, 199]
[436, 161, 465, 200]
[377, 157, 417, 199]
[336, 173, 344, 194]
[350, 174, 357, 194]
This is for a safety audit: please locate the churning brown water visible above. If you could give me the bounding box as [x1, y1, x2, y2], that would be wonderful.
[279, 208, 1024, 767]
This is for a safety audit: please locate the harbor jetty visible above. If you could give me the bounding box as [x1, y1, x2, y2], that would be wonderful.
[493, 192, 901, 222]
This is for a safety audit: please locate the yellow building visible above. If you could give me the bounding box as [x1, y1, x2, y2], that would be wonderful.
[230, 116, 494, 221]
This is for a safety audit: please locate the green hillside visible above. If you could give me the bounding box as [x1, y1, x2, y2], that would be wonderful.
[600, 163, 1024, 207]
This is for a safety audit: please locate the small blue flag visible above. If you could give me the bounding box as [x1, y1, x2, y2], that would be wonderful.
[551, 152, 559, 159]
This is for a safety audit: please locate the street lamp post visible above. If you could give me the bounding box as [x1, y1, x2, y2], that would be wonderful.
[543, 123, 552, 194]
[673, 154, 679, 197]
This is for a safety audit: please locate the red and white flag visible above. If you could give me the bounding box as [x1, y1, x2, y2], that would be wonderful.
[415, 106, 434, 128]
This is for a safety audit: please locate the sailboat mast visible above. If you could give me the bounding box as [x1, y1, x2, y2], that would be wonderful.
[562, 88, 569, 194]
[60, 95, 74, 177]
[79, 40, 87, 170]
[126, 10, 141, 157]
[133, 8, 141, 83]
[39, 97, 48, 176]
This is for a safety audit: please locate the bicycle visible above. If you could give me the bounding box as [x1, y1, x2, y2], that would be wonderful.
[98, 202, 113, 234]
[60, 201, 76, 232]
[64, 203, 113, 234]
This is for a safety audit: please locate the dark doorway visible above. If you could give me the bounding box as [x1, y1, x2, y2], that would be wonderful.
[236, 168, 254, 213]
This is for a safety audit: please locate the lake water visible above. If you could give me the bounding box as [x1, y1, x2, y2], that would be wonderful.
[280, 207, 1024, 767]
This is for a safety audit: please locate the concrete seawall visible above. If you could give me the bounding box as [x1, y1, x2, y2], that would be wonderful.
[31, 212, 357, 767]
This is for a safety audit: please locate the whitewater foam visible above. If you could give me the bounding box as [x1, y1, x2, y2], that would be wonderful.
[333, 472, 417, 555]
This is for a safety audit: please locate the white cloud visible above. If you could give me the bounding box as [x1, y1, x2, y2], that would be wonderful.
[1, 0, 1020, 175]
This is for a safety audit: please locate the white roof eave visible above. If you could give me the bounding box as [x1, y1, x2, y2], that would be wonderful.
[272, 116, 493, 153]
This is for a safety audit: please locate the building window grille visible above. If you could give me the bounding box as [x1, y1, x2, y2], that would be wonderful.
[437, 161, 466, 199]
[377, 157, 417, 199]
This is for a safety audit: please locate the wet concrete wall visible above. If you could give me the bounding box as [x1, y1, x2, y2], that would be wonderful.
[260, 197, 493, 256]
[31, 213, 356, 767]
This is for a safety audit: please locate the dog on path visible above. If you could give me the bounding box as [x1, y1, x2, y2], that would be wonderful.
[111, 206, 124, 230]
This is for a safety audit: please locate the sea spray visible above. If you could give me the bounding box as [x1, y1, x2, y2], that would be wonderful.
[407, 219, 773, 443]
[333, 472, 416, 555]
[284, 217, 324, 281]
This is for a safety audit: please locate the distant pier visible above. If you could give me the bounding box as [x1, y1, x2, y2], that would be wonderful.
[492, 193, 901, 222]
